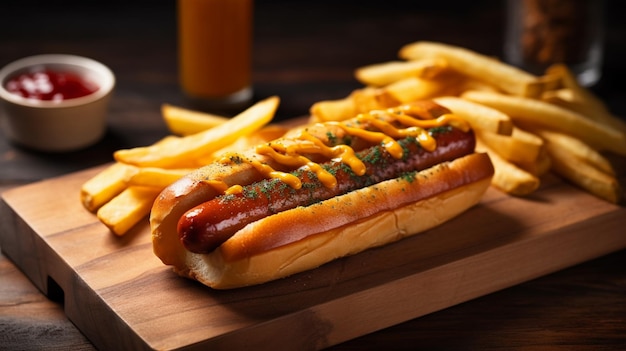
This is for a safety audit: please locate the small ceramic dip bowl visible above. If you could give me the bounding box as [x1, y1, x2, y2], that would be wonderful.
[0, 54, 115, 152]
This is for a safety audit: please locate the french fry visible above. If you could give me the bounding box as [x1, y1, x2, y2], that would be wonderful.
[350, 87, 387, 113]
[462, 90, 626, 156]
[541, 88, 626, 135]
[248, 124, 289, 142]
[476, 127, 544, 165]
[475, 123, 550, 178]
[515, 148, 552, 177]
[399, 41, 543, 97]
[161, 103, 229, 136]
[199, 125, 289, 163]
[97, 186, 161, 236]
[433, 96, 513, 135]
[543, 64, 626, 134]
[369, 87, 401, 108]
[127, 167, 194, 189]
[309, 97, 356, 122]
[80, 162, 138, 212]
[541, 88, 580, 107]
[456, 76, 502, 93]
[477, 141, 541, 196]
[354, 58, 448, 87]
[546, 145, 622, 204]
[379, 76, 456, 105]
[533, 129, 615, 176]
[536, 73, 563, 92]
[114, 96, 279, 168]
[545, 64, 609, 115]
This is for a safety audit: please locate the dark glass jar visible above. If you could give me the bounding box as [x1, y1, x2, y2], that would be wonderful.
[504, 0, 605, 86]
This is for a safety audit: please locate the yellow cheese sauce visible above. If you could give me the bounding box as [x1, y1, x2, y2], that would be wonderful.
[216, 103, 468, 194]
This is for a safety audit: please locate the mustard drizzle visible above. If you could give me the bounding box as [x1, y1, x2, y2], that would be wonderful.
[216, 104, 469, 194]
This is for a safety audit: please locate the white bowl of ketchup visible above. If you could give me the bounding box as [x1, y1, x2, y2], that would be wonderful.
[0, 54, 115, 152]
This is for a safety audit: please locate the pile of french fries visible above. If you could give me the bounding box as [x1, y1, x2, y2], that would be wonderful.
[311, 41, 626, 204]
[82, 41, 626, 236]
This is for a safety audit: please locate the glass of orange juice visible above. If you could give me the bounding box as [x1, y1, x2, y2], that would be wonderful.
[178, 0, 253, 111]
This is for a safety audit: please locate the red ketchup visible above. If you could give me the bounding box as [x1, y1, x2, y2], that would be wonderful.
[5, 69, 99, 101]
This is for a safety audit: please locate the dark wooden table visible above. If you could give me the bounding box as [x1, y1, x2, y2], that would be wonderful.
[1, 1, 625, 349]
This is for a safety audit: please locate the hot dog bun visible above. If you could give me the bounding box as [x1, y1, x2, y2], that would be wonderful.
[151, 151, 493, 289]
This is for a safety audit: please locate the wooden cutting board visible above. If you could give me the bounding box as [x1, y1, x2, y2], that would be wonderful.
[1, 163, 625, 351]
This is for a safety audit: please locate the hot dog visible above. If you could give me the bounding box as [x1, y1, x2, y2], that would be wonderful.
[151, 100, 494, 289]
